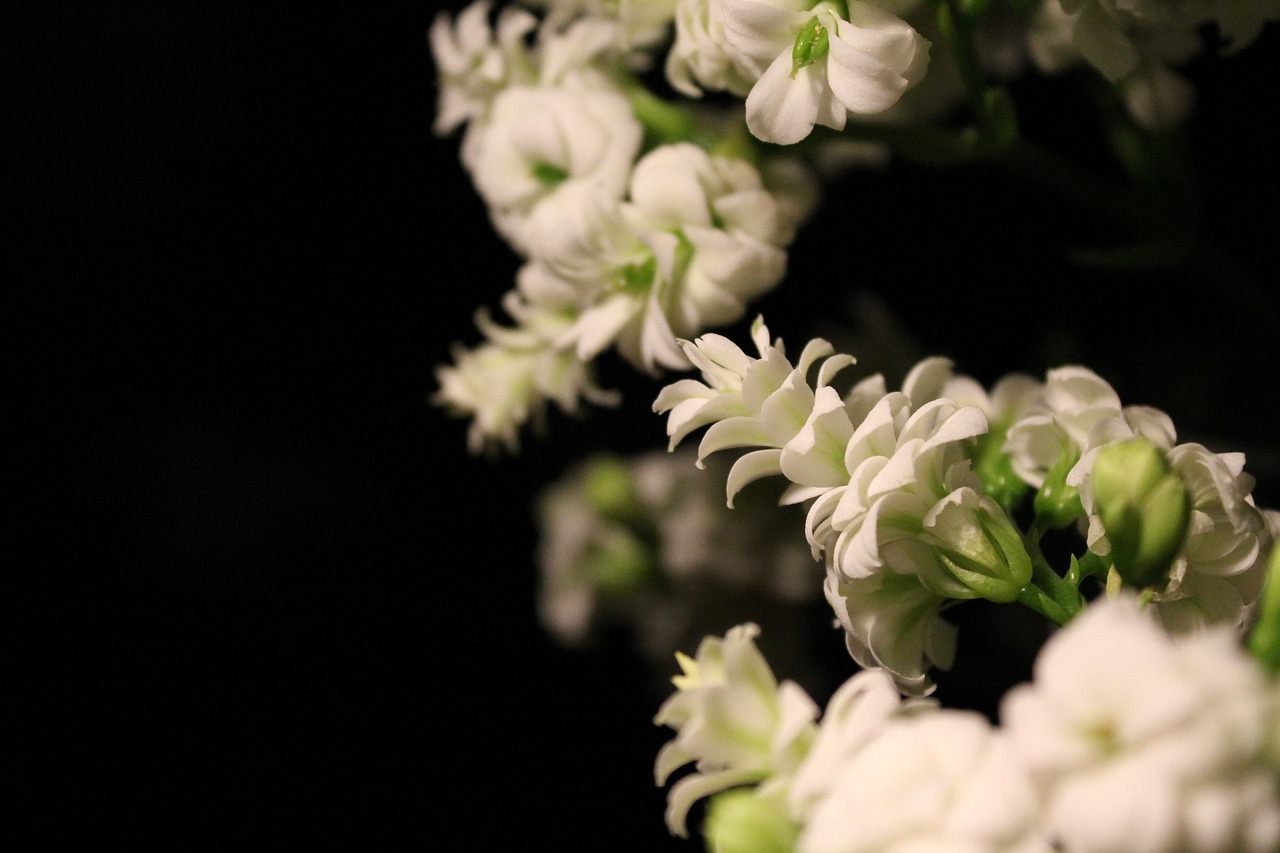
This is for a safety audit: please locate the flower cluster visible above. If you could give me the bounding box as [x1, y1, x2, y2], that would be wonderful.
[655, 316, 1277, 693]
[534, 447, 826, 672]
[656, 596, 1280, 851]
[429, 0, 1278, 454]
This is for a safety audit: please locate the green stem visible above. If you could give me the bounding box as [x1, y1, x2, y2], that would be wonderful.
[1023, 528, 1085, 617]
[1017, 583, 1073, 626]
[934, 0, 987, 123]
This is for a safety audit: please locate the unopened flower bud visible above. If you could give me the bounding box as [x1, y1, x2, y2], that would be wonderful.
[922, 488, 1033, 603]
[582, 454, 642, 522]
[704, 789, 799, 853]
[1091, 436, 1190, 590]
[588, 528, 657, 594]
[1034, 445, 1084, 529]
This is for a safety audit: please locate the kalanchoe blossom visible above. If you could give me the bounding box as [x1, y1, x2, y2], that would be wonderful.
[462, 83, 642, 254]
[1152, 445, 1273, 633]
[535, 448, 820, 666]
[1025, 0, 1280, 129]
[786, 667, 936, 822]
[557, 143, 795, 374]
[653, 316, 855, 503]
[1001, 593, 1280, 852]
[666, 0, 761, 98]
[428, 0, 539, 135]
[433, 292, 620, 455]
[799, 710, 1051, 853]
[721, 0, 931, 144]
[522, 0, 680, 49]
[653, 623, 819, 837]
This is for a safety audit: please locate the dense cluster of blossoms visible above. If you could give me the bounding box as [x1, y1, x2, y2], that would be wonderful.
[655, 316, 1278, 694]
[430, 0, 1278, 454]
[655, 595, 1280, 851]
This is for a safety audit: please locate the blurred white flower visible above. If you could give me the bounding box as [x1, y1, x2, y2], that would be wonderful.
[428, 0, 538, 135]
[535, 448, 821, 662]
[654, 623, 819, 837]
[463, 84, 642, 253]
[787, 667, 934, 821]
[721, 0, 930, 144]
[1001, 593, 1280, 853]
[799, 710, 1050, 853]
[666, 0, 760, 97]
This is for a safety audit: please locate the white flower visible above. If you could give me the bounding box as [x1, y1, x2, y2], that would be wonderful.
[654, 623, 819, 837]
[523, 0, 679, 49]
[1025, 0, 1279, 129]
[1003, 365, 1126, 490]
[666, 0, 760, 98]
[1000, 593, 1280, 853]
[787, 668, 935, 821]
[428, 0, 538, 135]
[801, 391, 989, 578]
[1150, 443, 1273, 634]
[464, 84, 642, 254]
[561, 143, 794, 373]
[721, 0, 930, 144]
[824, 568, 958, 695]
[533, 448, 821, 660]
[652, 317, 855, 503]
[432, 291, 618, 455]
[799, 710, 1050, 853]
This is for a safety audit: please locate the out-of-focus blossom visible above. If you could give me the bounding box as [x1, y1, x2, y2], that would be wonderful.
[1001, 593, 1280, 852]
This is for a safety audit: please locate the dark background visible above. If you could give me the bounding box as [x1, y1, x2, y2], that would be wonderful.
[10, 2, 1278, 849]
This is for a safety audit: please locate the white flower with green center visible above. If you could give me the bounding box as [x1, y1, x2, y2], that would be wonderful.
[799, 711, 1050, 852]
[1001, 593, 1280, 853]
[464, 83, 642, 254]
[654, 623, 820, 837]
[721, 0, 930, 144]
[561, 143, 792, 373]
[653, 317, 855, 503]
[428, 0, 538, 135]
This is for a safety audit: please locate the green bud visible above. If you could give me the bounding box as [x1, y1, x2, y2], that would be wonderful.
[975, 437, 1029, 515]
[1249, 545, 1280, 672]
[790, 17, 830, 78]
[922, 490, 1033, 604]
[1034, 444, 1084, 529]
[581, 454, 642, 522]
[1091, 436, 1190, 590]
[586, 527, 656, 594]
[703, 789, 799, 853]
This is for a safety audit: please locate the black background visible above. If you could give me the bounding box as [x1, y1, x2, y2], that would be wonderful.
[10, 2, 1279, 849]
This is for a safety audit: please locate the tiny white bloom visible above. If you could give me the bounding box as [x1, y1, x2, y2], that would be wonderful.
[654, 623, 820, 837]
[561, 143, 793, 373]
[722, 0, 931, 144]
[666, 0, 761, 97]
[464, 84, 642, 254]
[787, 668, 936, 820]
[428, 0, 538, 135]
[433, 291, 618, 455]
